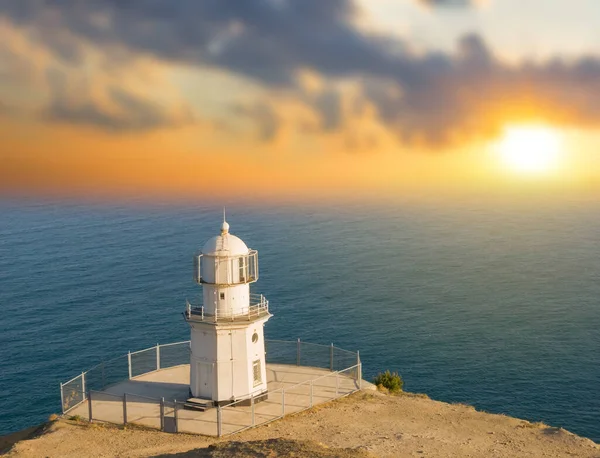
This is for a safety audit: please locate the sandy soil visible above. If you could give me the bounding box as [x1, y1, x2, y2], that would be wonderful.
[3, 390, 599, 458]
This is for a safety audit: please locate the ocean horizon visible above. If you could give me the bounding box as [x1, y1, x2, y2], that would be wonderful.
[1, 195, 598, 441]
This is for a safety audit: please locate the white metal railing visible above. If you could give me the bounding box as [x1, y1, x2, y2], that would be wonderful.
[60, 341, 191, 413]
[60, 339, 362, 438]
[185, 294, 269, 322]
[217, 363, 361, 436]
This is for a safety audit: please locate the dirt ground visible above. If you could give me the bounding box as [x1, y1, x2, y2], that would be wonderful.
[3, 390, 599, 458]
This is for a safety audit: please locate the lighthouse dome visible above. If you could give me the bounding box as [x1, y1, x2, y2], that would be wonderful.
[201, 232, 249, 256]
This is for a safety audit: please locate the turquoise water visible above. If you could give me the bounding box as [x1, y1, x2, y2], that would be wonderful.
[0, 197, 599, 440]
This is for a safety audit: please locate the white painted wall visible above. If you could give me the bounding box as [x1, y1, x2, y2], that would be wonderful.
[190, 326, 217, 398]
[189, 319, 269, 401]
[245, 324, 268, 395]
[202, 283, 250, 316]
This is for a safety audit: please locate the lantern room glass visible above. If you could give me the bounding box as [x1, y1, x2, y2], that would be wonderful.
[194, 250, 258, 285]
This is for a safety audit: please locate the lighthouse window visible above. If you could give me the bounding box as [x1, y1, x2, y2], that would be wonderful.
[220, 292, 225, 300]
[253, 360, 262, 386]
[252, 332, 259, 343]
[239, 257, 246, 282]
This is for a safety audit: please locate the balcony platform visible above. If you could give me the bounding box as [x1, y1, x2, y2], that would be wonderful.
[67, 363, 362, 436]
[185, 293, 270, 323]
[185, 309, 272, 324]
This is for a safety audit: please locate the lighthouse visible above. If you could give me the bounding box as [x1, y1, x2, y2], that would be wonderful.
[184, 218, 271, 406]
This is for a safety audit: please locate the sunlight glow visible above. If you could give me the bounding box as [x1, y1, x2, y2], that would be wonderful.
[495, 126, 563, 175]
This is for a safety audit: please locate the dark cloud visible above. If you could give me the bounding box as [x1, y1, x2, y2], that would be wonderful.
[314, 90, 344, 131]
[44, 89, 192, 132]
[417, 0, 476, 6]
[233, 102, 281, 141]
[373, 35, 600, 144]
[43, 91, 193, 132]
[0, 0, 420, 86]
[1, 0, 600, 144]
[42, 67, 194, 132]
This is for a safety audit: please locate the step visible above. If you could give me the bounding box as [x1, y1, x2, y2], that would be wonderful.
[183, 397, 213, 411]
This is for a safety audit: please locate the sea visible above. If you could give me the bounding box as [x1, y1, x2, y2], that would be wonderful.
[0, 195, 599, 441]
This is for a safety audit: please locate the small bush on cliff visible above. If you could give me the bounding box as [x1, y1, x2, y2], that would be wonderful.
[373, 370, 403, 394]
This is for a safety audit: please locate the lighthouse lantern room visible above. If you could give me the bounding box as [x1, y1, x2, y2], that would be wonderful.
[184, 219, 271, 405]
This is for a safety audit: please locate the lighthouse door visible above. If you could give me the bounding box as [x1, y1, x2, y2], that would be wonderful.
[197, 362, 213, 398]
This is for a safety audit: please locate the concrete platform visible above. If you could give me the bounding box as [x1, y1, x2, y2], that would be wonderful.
[68, 363, 361, 436]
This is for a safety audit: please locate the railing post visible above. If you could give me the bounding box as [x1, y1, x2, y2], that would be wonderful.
[310, 380, 313, 408]
[330, 343, 334, 371]
[160, 397, 165, 431]
[296, 338, 300, 366]
[128, 351, 132, 379]
[81, 372, 86, 400]
[251, 396, 255, 427]
[357, 351, 362, 390]
[281, 390, 285, 417]
[201, 306, 204, 321]
[123, 393, 128, 425]
[60, 382, 64, 413]
[156, 343, 160, 370]
[217, 405, 222, 437]
[174, 401, 179, 433]
[88, 391, 93, 422]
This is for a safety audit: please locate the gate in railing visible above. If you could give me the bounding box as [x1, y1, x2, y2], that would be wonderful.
[60, 339, 362, 437]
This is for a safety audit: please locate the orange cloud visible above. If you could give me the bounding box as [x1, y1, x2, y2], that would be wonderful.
[1, 1, 600, 202]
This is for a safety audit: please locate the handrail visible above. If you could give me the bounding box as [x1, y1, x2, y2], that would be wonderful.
[130, 347, 154, 356]
[62, 339, 356, 383]
[60, 339, 359, 413]
[220, 363, 361, 410]
[185, 295, 269, 322]
[62, 373, 85, 386]
[157, 340, 191, 348]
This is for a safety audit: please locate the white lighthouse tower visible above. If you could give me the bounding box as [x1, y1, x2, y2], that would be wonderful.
[184, 218, 271, 406]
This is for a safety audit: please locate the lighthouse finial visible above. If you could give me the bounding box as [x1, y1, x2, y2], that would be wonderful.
[221, 207, 230, 234]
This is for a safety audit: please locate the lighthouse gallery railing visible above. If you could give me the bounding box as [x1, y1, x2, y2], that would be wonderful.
[185, 293, 269, 322]
[59, 340, 362, 437]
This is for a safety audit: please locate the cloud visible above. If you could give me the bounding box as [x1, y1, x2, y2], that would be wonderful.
[1, 0, 600, 146]
[233, 102, 281, 141]
[44, 83, 194, 132]
[0, 15, 196, 132]
[0, 0, 411, 86]
[416, 0, 479, 6]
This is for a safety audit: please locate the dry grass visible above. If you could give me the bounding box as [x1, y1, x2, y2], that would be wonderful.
[396, 391, 430, 400]
[376, 385, 430, 400]
[517, 421, 549, 429]
[451, 402, 477, 411]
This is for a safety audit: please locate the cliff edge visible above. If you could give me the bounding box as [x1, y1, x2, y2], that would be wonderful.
[2, 390, 598, 458]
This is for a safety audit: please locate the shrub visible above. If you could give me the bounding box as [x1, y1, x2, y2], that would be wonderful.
[373, 370, 403, 394]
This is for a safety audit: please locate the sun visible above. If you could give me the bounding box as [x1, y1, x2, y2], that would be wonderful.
[495, 126, 562, 175]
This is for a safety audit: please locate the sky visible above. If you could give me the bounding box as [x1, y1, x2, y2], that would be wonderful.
[1, 0, 600, 203]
